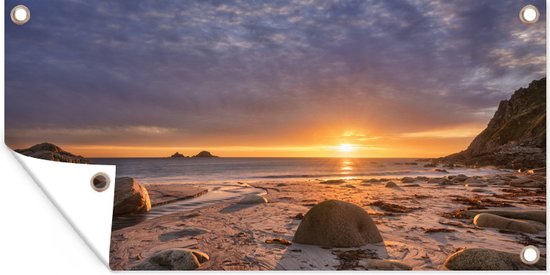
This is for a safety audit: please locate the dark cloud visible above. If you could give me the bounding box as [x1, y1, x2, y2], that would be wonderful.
[5, 0, 546, 147]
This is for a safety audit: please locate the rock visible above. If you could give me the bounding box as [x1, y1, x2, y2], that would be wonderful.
[403, 183, 420, 187]
[423, 163, 437, 167]
[464, 177, 481, 184]
[444, 248, 545, 270]
[265, 238, 292, 246]
[415, 176, 429, 181]
[343, 184, 356, 188]
[15, 143, 89, 163]
[454, 174, 468, 182]
[509, 177, 531, 185]
[366, 259, 412, 270]
[473, 213, 545, 233]
[169, 152, 187, 158]
[113, 177, 152, 216]
[428, 178, 444, 184]
[362, 178, 380, 183]
[528, 167, 546, 175]
[293, 200, 383, 247]
[470, 188, 492, 193]
[464, 183, 488, 187]
[192, 151, 218, 158]
[135, 249, 209, 270]
[468, 209, 545, 223]
[401, 177, 415, 183]
[509, 177, 544, 187]
[385, 181, 400, 189]
[435, 168, 448, 173]
[440, 78, 546, 169]
[238, 194, 268, 204]
[487, 179, 507, 185]
[320, 179, 346, 184]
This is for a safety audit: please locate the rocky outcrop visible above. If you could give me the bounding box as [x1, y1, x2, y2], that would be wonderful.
[135, 249, 209, 270]
[192, 151, 218, 158]
[15, 143, 89, 163]
[293, 200, 383, 247]
[444, 248, 545, 270]
[170, 152, 187, 158]
[441, 78, 545, 169]
[113, 177, 152, 216]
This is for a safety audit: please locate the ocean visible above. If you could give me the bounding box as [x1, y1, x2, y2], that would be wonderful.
[93, 157, 506, 186]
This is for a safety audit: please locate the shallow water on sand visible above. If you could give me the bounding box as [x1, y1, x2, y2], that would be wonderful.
[99, 158, 508, 230]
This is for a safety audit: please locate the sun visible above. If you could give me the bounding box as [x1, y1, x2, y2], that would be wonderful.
[339, 143, 354, 153]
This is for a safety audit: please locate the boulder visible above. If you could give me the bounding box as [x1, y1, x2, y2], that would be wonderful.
[468, 209, 545, 223]
[293, 200, 383, 247]
[135, 249, 209, 270]
[238, 194, 268, 204]
[470, 188, 493, 194]
[385, 181, 399, 188]
[320, 179, 346, 184]
[509, 177, 544, 188]
[366, 259, 412, 270]
[401, 177, 415, 183]
[473, 213, 545, 233]
[114, 177, 152, 216]
[464, 183, 488, 187]
[464, 177, 482, 184]
[453, 174, 468, 182]
[428, 178, 444, 184]
[444, 248, 545, 270]
[415, 176, 429, 181]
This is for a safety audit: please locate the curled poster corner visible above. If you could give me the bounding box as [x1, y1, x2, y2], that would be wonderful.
[10, 150, 116, 266]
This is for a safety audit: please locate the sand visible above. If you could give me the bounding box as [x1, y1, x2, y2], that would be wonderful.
[109, 173, 546, 270]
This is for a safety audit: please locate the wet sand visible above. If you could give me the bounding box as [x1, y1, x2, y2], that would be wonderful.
[110, 172, 546, 270]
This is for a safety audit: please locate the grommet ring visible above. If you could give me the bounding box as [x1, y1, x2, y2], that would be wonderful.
[10, 5, 31, 26]
[91, 172, 110, 192]
[519, 5, 540, 24]
[520, 245, 540, 265]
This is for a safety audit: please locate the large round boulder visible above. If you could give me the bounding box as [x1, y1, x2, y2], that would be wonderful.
[113, 177, 152, 216]
[473, 213, 545, 233]
[293, 200, 383, 247]
[135, 249, 209, 270]
[444, 248, 545, 270]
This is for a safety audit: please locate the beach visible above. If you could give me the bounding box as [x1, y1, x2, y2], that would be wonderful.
[109, 168, 546, 270]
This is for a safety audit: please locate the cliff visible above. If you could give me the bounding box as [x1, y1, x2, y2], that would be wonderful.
[441, 78, 546, 169]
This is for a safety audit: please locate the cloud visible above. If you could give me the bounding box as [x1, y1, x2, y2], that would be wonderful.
[5, 0, 546, 149]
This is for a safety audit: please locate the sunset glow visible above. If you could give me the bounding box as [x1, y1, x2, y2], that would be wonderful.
[339, 144, 354, 153]
[5, 0, 545, 159]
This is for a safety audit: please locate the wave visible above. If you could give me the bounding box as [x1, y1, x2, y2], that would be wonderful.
[252, 170, 416, 179]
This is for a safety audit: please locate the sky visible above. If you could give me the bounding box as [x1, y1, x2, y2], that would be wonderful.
[5, 0, 546, 158]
